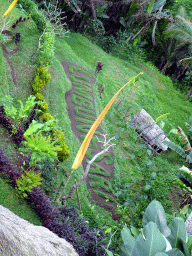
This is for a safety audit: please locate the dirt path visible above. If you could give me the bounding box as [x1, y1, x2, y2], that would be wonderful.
[62, 61, 118, 220]
[1, 43, 19, 88]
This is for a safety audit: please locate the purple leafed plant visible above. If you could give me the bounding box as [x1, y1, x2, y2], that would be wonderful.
[0, 149, 21, 187]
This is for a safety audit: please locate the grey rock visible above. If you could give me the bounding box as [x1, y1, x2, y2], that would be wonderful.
[185, 212, 192, 236]
[0, 205, 79, 256]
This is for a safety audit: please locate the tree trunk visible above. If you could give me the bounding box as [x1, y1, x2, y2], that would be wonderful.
[161, 60, 169, 74]
[186, 86, 192, 99]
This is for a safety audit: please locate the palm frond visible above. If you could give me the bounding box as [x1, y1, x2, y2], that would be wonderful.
[163, 140, 186, 158]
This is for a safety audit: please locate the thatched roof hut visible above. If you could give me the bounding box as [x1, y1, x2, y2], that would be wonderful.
[133, 109, 170, 154]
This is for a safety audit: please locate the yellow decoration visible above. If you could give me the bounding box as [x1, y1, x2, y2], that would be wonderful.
[3, 0, 18, 17]
[72, 72, 143, 169]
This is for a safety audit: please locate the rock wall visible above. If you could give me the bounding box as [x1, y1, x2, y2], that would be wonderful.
[0, 205, 79, 256]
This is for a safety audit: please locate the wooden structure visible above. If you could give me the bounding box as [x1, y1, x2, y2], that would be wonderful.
[133, 109, 170, 154]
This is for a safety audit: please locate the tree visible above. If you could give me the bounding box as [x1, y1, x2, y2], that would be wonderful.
[126, 0, 173, 45]
[165, 7, 192, 98]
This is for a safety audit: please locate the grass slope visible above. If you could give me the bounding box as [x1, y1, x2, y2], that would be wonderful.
[54, 32, 192, 225]
[1, 0, 192, 228]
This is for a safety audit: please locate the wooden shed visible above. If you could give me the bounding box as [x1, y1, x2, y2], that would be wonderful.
[133, 109, 170, 154]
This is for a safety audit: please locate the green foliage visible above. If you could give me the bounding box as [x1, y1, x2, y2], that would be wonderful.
[51, 129, 70, 162]
[18, 0, 46, 31]
[164, 140, 192, 163]
[32, 66, 51, 94]
[20, 133, 61, 166]
[42, 112, 54, 122]
[0, 94, 37, 123]
[16, 167, 42, 198]
[40, 159, 57, 194]
[107, 200, 192, 256]
[37, 32, 55, 66]
[24, 119, 57, 136]
[94, 190, 115, 202]
[34, 92, 45, 102]
[38, 102, 48, 112]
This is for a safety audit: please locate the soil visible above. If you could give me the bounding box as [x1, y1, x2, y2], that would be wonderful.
[62, 61, 119, 220]
[1, 43, 20, 87]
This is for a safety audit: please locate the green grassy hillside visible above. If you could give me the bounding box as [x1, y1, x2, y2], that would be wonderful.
[1, 0, 192, 230]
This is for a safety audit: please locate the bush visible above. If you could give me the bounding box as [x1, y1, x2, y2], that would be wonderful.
[37, 32, 55, 67]
[38, 103, 48, 112]
[107, 200, 192, 256]
[34, 93, 45, 102]
[16, 167, 42, 198]
[18, 0, 46, 31]
[0, 138, 104, 255]
[42, 112, 54, 122]
[52, 129, 70, 162]
[0, 149, 21, 187]
[32, 66, 51, 94]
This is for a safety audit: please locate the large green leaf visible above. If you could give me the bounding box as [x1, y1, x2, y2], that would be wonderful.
[153, 0, 166, 12]
[147, 0, 155, 13]
[155, 253, 168, 256]
[131, 222, 167, 256]
[24, 120, 45, 136]
[167, 218, 188, 250]
[121, 226, 135, 255]
[120, 243, 129, 256]
[142, 200, 171, 237]
[166, 248, 184, 255]
[105, 249, 114, 256]
[187, 236, 192, 253]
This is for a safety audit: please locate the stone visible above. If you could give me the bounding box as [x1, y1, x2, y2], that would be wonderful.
[0, 205, 79, 256]
[185, 212, 192, 236]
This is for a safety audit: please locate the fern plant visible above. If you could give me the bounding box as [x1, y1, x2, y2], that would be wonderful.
[0, 94, 37, 124]
[20, 133, 61, 166]
[16, 167, 42, 198]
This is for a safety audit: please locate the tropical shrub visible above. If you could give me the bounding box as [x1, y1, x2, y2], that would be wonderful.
[0, 105, 25, 146]
[37, 31, 55, 66]
[32, 66, 51, 94]
[38, 102, 48, 112]
[20, 133, 61, 166]
[106, 200, 192, 256]
[0, 149, 21, 187]
[16, 167, 42, 198]
[42, 112, 54, 122]
[52, 129, 70, 162]
[0, 94, 37, 124]
[34, 92, 45, 102]
[18, 0, 46, 31]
